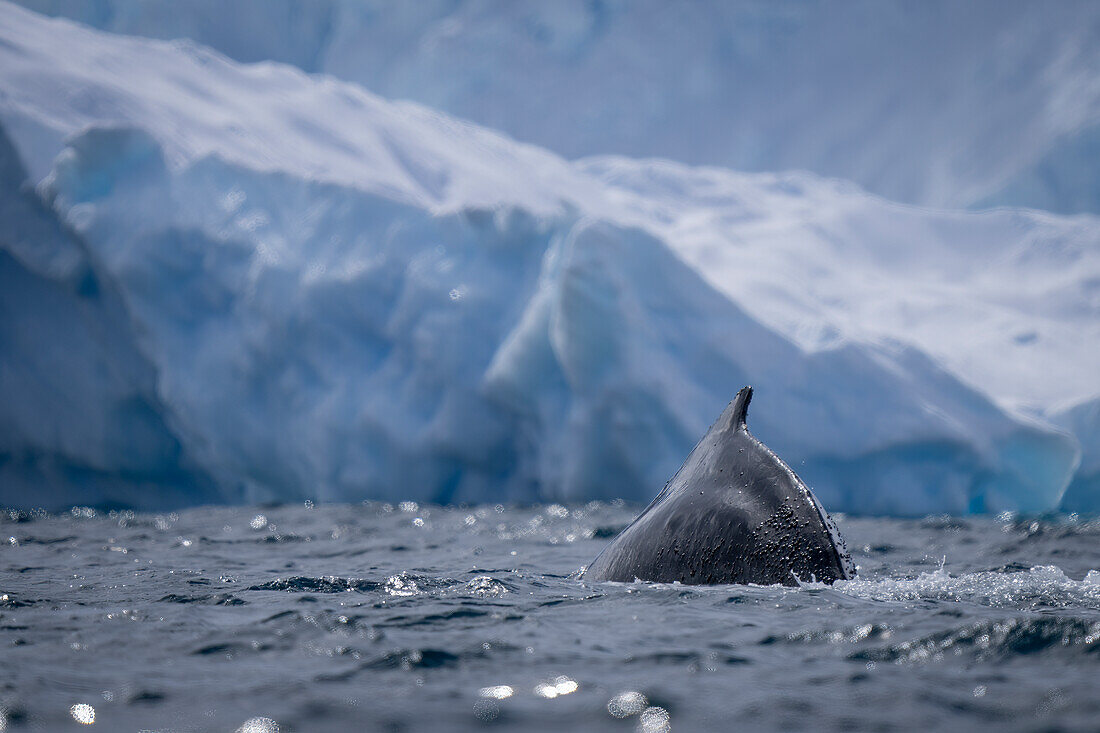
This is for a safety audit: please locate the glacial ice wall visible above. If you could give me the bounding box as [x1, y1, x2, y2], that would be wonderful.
[12, 0, 1100, 214]
[0, 3, 1095, 513]
[25, 126, 1080, 513]
[1054, 400, 1100, 513]
[0, 125, 216, 508]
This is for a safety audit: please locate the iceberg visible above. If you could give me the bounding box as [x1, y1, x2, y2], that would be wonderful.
[12, 0, 1100, 214]
[0, 125, 216, 509]
[0, 3, 1092, 513]
[1052, 399, 1100, 513]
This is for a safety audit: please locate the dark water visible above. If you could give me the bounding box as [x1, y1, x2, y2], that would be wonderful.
[2, 502, 1100, 732]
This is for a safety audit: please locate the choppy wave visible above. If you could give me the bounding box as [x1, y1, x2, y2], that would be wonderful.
[3, 504, 1100, 731]
[853, 616, 1100, 664]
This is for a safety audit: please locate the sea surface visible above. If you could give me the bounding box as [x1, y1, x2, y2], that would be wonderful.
[2, 502, 1099, 732]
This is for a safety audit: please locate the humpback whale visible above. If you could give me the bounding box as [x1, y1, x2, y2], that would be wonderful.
[584, 387, 855, 586]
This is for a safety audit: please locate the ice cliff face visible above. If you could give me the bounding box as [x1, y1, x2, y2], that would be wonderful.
[0, 3, 1095, 512]
[0, 125, 217, 508]
[1053, 400, 1100, 514]
[12, 0, 1100, 214]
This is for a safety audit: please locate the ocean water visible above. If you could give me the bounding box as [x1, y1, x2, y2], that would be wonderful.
[2, 502, 1099, 732]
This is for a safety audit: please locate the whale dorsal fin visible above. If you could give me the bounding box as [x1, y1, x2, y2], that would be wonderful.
[729, 386, 752, 430]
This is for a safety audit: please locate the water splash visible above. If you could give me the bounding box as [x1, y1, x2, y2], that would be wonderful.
[834, 565, 1100, 610]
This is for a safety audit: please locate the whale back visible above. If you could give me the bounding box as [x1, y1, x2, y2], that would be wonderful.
[584, 387, 854, 586]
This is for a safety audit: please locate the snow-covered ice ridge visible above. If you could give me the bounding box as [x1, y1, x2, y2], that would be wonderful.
[0, 3, 1097, 513]
[12, 0, 1100, 215]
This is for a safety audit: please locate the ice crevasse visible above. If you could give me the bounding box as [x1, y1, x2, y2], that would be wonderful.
[0, 3, 1094, 513]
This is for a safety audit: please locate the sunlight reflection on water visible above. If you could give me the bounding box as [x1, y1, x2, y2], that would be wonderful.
[534, 675, 579, 699]
[69, 704, 94, 725]
[236, 716, 279, 733]
[608, 690, 648, 718]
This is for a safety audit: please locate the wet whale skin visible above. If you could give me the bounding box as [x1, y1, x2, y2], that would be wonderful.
[584, 387, 855, 586]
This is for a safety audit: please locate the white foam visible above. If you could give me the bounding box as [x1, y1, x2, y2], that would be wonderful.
[835, 565, 1100, 609]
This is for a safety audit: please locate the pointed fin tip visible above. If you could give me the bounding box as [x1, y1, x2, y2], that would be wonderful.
[730, 386, 752, 429]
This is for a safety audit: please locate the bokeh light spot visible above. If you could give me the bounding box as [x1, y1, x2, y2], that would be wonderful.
[608, 691, 648, 718]
[70, 704, 95, 725]
[237, 717, 279, 733]
[479, 685, 514, 699]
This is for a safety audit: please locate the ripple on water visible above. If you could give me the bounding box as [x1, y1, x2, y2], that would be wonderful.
[852, 616, 1100, 664]
[246, 576, 381, 593]
[316, 648, 463, 682]
[158, 592, 246, 605]
[5, 506, 1100, 732]
[245, 572, 511, 599]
